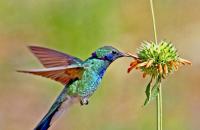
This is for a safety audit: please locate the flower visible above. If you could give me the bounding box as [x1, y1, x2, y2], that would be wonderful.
[127, 40, 191, 79]
[127, 40, 191, 106]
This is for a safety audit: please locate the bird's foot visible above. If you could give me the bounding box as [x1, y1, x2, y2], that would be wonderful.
[80, 98, 89, 106]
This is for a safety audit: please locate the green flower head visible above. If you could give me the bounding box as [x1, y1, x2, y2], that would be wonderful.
[128, 40, 191, 79]
[127, 40, 191, 106]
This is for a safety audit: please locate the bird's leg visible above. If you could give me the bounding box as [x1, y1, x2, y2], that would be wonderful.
[80, 97, 89, 105]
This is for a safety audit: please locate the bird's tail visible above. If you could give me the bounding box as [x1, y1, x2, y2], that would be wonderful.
[34, 87, 77, 130]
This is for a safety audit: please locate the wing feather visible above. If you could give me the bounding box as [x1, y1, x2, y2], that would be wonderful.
[17, 66, 84, 85]
[29, 46, 83, 68]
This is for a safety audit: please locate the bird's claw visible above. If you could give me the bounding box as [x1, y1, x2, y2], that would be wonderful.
[80, 98, 89, 105]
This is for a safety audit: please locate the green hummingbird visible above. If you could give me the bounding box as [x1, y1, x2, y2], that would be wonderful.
[18, 45, 133, 130]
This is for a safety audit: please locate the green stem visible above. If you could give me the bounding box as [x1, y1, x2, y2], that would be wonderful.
[156, 92, 160, 130]
[160, 84, 163, 130]
[150, 0, 158, 45]
[157, 83, 162, 130]
[150, 0, 163, 130]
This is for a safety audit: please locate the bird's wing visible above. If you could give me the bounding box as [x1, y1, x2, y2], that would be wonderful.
[28, 46, 83, 68]
[17, 65, 84, 85]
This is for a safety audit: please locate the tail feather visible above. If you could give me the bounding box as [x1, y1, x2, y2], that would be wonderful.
[34, 109, 57, 130]
[34, 87, 76, 130]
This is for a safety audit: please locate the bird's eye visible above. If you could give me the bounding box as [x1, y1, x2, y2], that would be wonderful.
[112, 51, 117, 54]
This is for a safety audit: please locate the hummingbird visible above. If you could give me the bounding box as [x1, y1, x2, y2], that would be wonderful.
[18, 45, 133, 130]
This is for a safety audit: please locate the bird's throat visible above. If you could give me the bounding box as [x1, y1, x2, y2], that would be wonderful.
[84, 58, 111, 77]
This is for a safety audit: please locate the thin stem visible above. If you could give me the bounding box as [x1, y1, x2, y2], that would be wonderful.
[156, 92, 160, 130]
[157, 83, 163, 130]
[150, 0, 158, 44]
[159, 83, 163, 130]
[150, 0, 162, 130]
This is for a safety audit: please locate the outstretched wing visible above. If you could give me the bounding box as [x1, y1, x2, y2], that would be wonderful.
[29, 46, 83, 68]
[17, 65, 84, 85]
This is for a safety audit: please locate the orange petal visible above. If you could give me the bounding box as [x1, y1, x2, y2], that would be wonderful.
[169, 61, 174, 68]
[162, 74, 167, 79]
[126, 52, 139, 59]
[136, 61, 148, 67]
[163, 64, 168, 74]
[143, 73, 147, 78]
[146, 60, 154, 68]
[173, 62, 180, 70]
[179, 58, 192, 65]
[127, 67, 134, 73]
[170, 61, 178, 71]
[130, 60, 138, 66]
[158, 64, 163, 74]
[127, 60, 139, 73]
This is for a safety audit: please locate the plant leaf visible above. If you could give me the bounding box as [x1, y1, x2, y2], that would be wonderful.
[151, 80, 159, 100]
[143, 76, 161, 106]
[144, 79, 152, 106]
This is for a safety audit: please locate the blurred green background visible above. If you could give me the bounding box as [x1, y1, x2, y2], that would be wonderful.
[0, 0, 199, 130]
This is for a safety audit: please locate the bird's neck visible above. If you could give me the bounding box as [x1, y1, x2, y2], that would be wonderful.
[84, 57, 111, 77]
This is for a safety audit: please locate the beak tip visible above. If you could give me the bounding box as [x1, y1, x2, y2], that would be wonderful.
[122, 52, 138, 59]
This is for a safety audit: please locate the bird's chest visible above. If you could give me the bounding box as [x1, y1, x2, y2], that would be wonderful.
[67, 59, 109, 97]
[77, 69, 105, 97]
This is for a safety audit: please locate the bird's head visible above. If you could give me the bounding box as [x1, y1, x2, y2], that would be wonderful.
[91, 46, 132, 62]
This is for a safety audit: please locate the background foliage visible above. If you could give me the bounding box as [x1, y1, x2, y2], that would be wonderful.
[0, 0, 199, 130]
